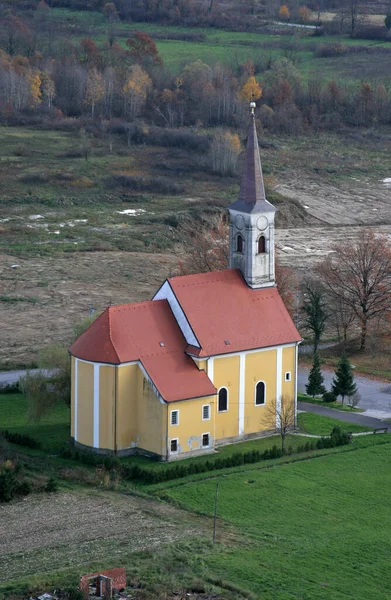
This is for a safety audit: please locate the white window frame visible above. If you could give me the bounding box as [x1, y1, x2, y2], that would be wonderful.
[170, 438, 178, 454]
[202, 404, 210, 421]
[170, 409, 179, 426]
[285, 371, 291, 382]
[201, 432, 210, 448]
[217, 386, 229, 413]
[254, 380, 266, 406]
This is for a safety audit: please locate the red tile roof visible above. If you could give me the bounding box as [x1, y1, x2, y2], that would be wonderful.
[69, 300, 216, 402]
[168, 269, 301, 357]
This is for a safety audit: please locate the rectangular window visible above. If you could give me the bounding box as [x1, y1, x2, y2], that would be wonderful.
[170, 439, 178, 453]
[285, 372, 291, 382]
[170, 410, 179, 426]
[202, 433, 210, 448]
[202, 404, 210, 420]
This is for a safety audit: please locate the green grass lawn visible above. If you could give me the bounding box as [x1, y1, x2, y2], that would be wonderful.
[297, 412, 371, 435]
[160, 440, 391, 600]
[0, 393, 69, 453]
[298, 392, 363, 412]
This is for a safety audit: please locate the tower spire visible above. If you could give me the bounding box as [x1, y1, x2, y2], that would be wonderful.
[227, 103, 277, 289]
[229, 102, 275, 214]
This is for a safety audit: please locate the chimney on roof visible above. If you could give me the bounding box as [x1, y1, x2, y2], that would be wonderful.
[227, 103, 277, 290]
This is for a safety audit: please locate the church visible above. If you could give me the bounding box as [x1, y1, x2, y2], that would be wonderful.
[69, 105, 301, 460]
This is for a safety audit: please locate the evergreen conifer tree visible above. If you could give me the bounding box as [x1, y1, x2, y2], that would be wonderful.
[331, 354, 357, 406]
[306, 351, 326, 398]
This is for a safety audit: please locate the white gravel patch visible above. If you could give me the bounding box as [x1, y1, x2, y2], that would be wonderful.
[117, 209, 149, 216]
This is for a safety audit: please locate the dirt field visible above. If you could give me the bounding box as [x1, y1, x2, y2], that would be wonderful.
[0, 489, 207, 584]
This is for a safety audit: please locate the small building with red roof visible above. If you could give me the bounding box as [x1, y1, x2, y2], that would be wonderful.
[69, 106, 301, 460]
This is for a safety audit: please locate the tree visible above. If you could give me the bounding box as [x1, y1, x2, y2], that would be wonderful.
[209, 130, 242, 176]
[84, 67, 105, 116]
[316, 230, 391, 351]
[279, 4, 290, 21]
[20, 315, 98, 421]
[0, 16, 30, 56]
[301, 283, 328, 352]
[28, 72, 41, 106]
[267, 395, 295, 451]
[239, 76, 262, 103]
[299, 5, 310, 22]
[331, 354, 357, 406]
[122, 64, 152, 118]
[40, 71, 55, 108]
[349, 0, 361, 35]
[385, 14, 391, 31]
[306, 351, 326, 398]
[126, 31, 162, 65]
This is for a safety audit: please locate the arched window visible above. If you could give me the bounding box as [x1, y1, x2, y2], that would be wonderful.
[255, 381, 266, 406]
[258, 236, 266, 254]
[236, 234, 244, 253]
[218, 387, 228, 412]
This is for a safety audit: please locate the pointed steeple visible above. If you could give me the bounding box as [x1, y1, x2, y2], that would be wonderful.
[229, 104, 276, 214]
[228, 103, 277, 289]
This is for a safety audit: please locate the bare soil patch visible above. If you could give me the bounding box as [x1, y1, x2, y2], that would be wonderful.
[0, 490, 207, 583]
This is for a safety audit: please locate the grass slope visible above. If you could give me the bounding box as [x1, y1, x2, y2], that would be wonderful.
[297, 412, 371, 435]
[0, 393, 69, 453]
[162, 441, 391, 600]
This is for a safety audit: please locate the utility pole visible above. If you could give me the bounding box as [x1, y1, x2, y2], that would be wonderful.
[213, 483, 219, 544]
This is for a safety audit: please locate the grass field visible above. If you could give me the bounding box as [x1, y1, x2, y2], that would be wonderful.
[161, 440, 391, 600]
[0, 393, 69, 453]
[1, 390, 390, 599]
[51, 8, 391, 83]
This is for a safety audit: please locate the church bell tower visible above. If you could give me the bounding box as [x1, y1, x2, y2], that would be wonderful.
[228, 102, 277, 289]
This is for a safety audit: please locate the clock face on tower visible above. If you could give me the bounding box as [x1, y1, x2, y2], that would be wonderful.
[257, 216, 269, 231]
[235, 215, 245, 230]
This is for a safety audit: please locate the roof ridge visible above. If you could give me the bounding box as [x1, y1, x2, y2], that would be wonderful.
[107, 307, 121, 363]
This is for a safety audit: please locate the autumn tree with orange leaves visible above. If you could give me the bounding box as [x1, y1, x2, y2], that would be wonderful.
[315, 230, 391, 351]
[126, 31, 162, 65]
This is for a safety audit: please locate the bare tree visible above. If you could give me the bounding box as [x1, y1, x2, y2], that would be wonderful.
[316, 230, 391, 351]
[267, 395, 296, 451]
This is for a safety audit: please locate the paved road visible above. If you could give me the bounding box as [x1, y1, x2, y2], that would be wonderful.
[0, 369, 50, 385]
[298, 366, 391, 419]
[297, 401, 391, 431]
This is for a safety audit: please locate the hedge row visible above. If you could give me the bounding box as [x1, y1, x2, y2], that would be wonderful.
[0, 382, 21, 394]
[60, 427, 350, 484]
[0, 429, 42, 449]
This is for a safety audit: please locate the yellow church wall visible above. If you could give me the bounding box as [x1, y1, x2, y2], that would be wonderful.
[76, 360, 94, 448]
[136, 372, 167, 457]
[213, 355, 240, 440]
[244, 349, 277, 434]
[167, 396, 216, 456]
[99, 365, 116, 451]
[282, 346, 296, 401]
[71, 356, 75, 438]
[116, 364, 139, 451]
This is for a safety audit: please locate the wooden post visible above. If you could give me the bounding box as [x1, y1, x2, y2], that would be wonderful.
[213, 483, 219, 544]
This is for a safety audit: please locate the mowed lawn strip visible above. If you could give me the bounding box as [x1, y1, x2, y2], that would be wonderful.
[297, 412, 372, 435]
[161, 442, 391, 600]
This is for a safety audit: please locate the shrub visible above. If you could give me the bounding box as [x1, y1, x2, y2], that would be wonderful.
[46, 476, 59, 493]
[0, 381, 21, 394]
[0, 430, 42, 449]
[107, 175, 185, 195]
[323, 391, 337, 403]
[315, 43, 347, 58]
